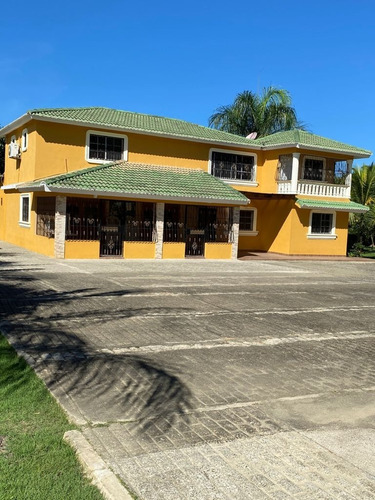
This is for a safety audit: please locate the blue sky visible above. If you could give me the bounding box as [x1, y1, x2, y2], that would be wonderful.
[1, 0, 374, 164]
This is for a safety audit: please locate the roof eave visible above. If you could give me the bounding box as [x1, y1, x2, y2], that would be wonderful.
[260, 142, 371, 158]
[0, 114, 33, 137]
[13, 184, 249, 206]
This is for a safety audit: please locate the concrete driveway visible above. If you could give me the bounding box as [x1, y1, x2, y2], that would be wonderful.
[1, 241, 374, 499]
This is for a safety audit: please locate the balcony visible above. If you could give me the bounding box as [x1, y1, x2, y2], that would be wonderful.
[276, 156, 352, 198]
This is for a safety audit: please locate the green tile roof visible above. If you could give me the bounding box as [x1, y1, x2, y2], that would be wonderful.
[27, 107, 257, 148]
[22, 162, 249, 205]
[254, 129, 371, 157]
[296, 197, 369, 213]
[2, 107, 370, 157]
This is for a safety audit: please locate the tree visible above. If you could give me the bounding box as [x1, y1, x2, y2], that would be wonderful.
[349, 163, 375, 246]
[208, 87, 303, 138]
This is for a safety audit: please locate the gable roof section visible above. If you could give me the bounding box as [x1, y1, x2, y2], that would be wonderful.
[14, 162, 249, 206]
[253, 129, 371, 157]
[296, 197, 369, 213]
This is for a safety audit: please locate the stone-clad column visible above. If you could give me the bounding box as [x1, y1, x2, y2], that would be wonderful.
[231, 207, 240, 260]
[155, 203, 164, 259]
[54, 196, 67, 259]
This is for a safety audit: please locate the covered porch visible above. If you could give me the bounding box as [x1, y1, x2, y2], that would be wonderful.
[20, 162, 249, 259]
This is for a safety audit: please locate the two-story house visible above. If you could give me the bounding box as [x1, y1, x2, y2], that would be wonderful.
[0, 107, 370, 260]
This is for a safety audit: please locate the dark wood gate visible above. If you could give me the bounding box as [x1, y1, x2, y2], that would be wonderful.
[185, 230, 205, 257]
[100, 226, 123, 257]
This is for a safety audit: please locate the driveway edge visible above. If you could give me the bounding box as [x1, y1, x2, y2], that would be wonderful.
[64, 430, 133, 500]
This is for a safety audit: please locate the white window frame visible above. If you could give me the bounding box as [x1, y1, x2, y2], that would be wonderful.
[239, 207, 258, 235]
[307, 210, 337, 239]
[19, 194, 31, 227]
[85, 130, 128, 164]
[208, 148, 258, 186]
[303, 155, 326, 182]
[21, 128, 28, 152]
[8, 135, 17, 158]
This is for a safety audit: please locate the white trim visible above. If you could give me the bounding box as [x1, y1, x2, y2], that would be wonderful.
[223, 180, 259, 187]
[21, 128, 28, 152]
[0, 114, 31, 137]
[308, 210, 336, 239]
[85, 130, 128, 164]
[19, 193, 31, 227]
[261, 143, 370, 158]
[307, 234, 337, 240]
[239, 206, 258, 234]
[208, 148, 258, 183]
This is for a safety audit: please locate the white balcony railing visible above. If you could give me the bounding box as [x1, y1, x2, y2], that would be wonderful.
[277, 180, 351, 198]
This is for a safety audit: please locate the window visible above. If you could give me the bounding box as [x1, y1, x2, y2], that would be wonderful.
[86, 130, 128, 164]
[239, 208, 258, 234]
[210, 150, 257, 183]
[308, 211, 336, 239]
[19, 194, 30, 226]
[303, 156, 326, 181]
[21, 128, 28, 151]
[277, 155, 293, 181]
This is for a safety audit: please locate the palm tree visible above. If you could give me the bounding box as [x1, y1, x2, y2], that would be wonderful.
[351, 163, 375, 206]
[350, 163, 375, 246]
[208, 87, 302, 138]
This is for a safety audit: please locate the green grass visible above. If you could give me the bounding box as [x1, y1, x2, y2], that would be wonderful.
[0, 335, 104, 500]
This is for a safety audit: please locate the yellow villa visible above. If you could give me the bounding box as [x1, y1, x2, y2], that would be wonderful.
[0, 107, 371, 259]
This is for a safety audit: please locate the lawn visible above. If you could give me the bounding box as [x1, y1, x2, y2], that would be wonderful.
[0, 334, 103, 500]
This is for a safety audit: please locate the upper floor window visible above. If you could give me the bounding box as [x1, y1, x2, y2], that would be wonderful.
[86, 130, 128, 164]
[19, 194, 30, 226]
[210, 149, 257, 183]
[303, 156, 326, 181]
[21, 128, 28, 151]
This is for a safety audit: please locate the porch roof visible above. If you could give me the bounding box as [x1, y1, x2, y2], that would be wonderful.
[296, 197, 369, 213]
[17, 162, 249, 206]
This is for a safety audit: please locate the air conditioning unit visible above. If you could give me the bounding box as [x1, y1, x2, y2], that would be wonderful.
[8, 142, 21, 159]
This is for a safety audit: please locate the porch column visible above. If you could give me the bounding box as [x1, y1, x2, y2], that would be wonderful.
[291, 152, 300, 194]
[155, 203, 164, 259]
[54, 196, 67, 259]
[346, 159, 353, 198]
[231, 207, 240, 260]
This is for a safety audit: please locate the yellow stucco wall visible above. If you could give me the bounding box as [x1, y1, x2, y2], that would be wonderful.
[124, 242, 156, 259]
[4, 122, 37, 185]
[162, 242, 186, 259]
[289, 208, 348, 256]
[205, 242, 232, 259]
[65, 240, 100, 259]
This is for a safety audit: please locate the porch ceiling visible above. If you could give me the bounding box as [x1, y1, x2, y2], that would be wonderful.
[296, 197, 369, 213]
[15, 162, 249, 206]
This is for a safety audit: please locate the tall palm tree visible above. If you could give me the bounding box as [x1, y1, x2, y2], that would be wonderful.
[209, 87, 302, 137]
[350, 163, 375, 246]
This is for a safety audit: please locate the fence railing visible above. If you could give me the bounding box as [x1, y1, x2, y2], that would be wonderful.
[124, 220, 154, 242]
[205, 221, 231, 242]
[66, 217, 100, 240]
[164, 222, 186, 242]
